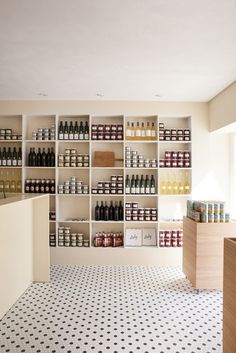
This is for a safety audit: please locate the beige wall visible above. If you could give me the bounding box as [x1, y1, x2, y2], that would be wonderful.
[209, 81, 236, 132]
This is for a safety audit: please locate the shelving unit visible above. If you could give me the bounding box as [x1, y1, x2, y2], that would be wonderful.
[0, 114, 192, 263]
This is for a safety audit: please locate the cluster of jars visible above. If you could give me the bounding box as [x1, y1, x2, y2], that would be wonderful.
[58, 176, 89, 194]
[159, 123, 191, 141]
[125, 202, 157, 222]
[159, 229, 183, 247]
[58, 148, 89, 167]
[31, 124, 56, 140]
[159, 150, 191, 168]
[93, 232, 124, 247]
[0, 128, 22, 140]
[58, 227, 89, 247]
[125, 146, 157, 168]
[91, 124, 123, 140]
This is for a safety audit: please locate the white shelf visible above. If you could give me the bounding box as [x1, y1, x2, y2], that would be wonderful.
[24, 166, 55, 169]
[125, 167, 158, 170]
[57, 193, 89, 196]
[125, 221, 158, 224]
[92, 221, 124, 224]
[57, 220, 90, 224]
[0, 166, 22, 168]
[159, 220, 183, 224]
[159, 140, 191, 144]
[159, 194, 191, 197]
[25, 140, 56, 143]
[125, 140, 158, 143]
[58, 167, 90, 169]
[91, 167, 124, 170]
[125, 194, 158, 197]
[159, 168, 192, 170]
[91, 140, 124, 143]
[0, 140, 22, 143]
[92, 194, 124, 196]
[58, 140, 89, 143]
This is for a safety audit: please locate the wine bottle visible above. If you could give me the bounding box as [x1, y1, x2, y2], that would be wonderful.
[12, 147, 18, 166]
[36, 148, 42, 166]
[131, 174, 135, 194]
[114, 202, 119, 221]
[4, 172, 10, 193]
[0, 148, 2, 166]
[109, 201, 114, 220]
[126, 121, 132, 139]
[104, 202, 109, 221]
[135, 175, 140, 194]
[7, 147, 12, 166]
[151, 122, 156, 140]
[69, 121, 74, 140]
[74, 121, 79, 140]
[146, 122, 152, 140]
[31, 148, 37, 167]
[141, 122, 145, 139]
[46, 147, 51, 166]
[140, 175, 145, 194]
[0, 171, 4, 194]
[125, 175, 130, 194]
[118, 201, 123, 221]
[2, 148, 7, 166]
[84, 121, 89, 140]
[63, 121, 69, 140]
[41, 148, 47, 167]
[145, 175, 150, 194]
[150, 175, 155, 194]
[28, 148, 32, 166]
[135, 122, 141, 139]
[50, 147, 55, 167]
[17, 148, 22, 166]
[79, 121, 84, 140]
[100, 201, 104, 220]
[10, 172, 16, 193]
[58, 121, 64, 140]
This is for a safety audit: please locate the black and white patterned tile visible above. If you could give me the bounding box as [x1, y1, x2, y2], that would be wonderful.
[0, 265, 222, 353]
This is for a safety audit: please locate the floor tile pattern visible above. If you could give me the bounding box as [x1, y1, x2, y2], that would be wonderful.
[0, 265, 222, 353]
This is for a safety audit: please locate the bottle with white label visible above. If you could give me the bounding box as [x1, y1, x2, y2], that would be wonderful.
[140, 175, 145, 194]
[172, 174, 178, 194]
[146, 122, 152, 140]
[160, 178, 166, 194]
[184, 172, 191, 194]
[145, 175, 150, 194]
[166, 175, 172, 194]
[135, 175, 140, 194]
[150, 174, 155, 194]
[141, 122, 146, 139]
[151, 122, 156, 140]
[131, 175, 136, 194]
[125, 175, 130, 194]
[126, 122, 132, 139]
[135, 122, 141, 139]
[178, 175, 184, 194]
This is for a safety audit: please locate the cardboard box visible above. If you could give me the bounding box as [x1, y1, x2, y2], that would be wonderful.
[125, 229, 142, 246]
[142, 228, 156, 246]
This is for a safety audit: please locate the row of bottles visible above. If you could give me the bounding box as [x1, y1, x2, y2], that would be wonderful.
[126, 121, 156, 140]
[28, 148, 55, 167]
[0, 171, 22, 194]
[160, 173, 191, 194]
[58, 121, 89, 140]
[95, 201, 123, 221]
[125, 175, 156, 194]
[0, 147, 22, 166]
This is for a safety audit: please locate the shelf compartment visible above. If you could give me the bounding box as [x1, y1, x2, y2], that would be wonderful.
[0, 115, 22, 136]
[58, 196, 90, 223]
[58, 141, 89, 155]
[58, 168, 89, 187]
[91, 141, 124, 168]
[24, 115, 56, 140]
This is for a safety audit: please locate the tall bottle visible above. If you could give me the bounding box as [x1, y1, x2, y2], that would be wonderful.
[126, 122, 132, 139]
[135, 175, 140, 194]
[7, 147, 12, 166]
[131, 174, 135, 194]
[104, 202, 109, 221]
[125, 175, 130, 194]
[2, 148, 7, 166]
[28, 148, 32, 166]
[16, 172, 22, 193]
[0, 171, 4, 194]
[146, 122, 152, 140]
[63, 121, 69, 140]
[12, 147, 18, 166]
[74, 121, 79, 140]
[114, 202, 119, 221]
[79, 121, 84, 140]
[100, 201, 104, 220]
[109, 201, 114, 220]
[95, 201, 100, 221]
[31, 148, 37, 167]
[4, 172, 10, 193]
[50, 148, 55, 167]
[58, 121, 64, 140]
[41, 148, 47, 167]
[135, 122, 141, 140]
[36, 148, 42, 166]
[151, 122, 156, 140]
[118, 201, 123, 221]
[17, 148, 22, 166]
[141, 122, 146, 139]
[46, 148, 51, 166]
[130, 122, 135, 140]
[184, 172, 191, 194]
[166, 174, 172, 194]
[0, 147, 2, 166]
[172, 174, 178, 195]
[10, 171, 16, 193]
[178, 174, 184, 195]
[140, 175, 145, 194]
[84, 121, 89, 140]
[150, 175, 155, 194]
[160, 177, 166, 194]
[69, 121, 74, 140]
[145, 175, 150, 194]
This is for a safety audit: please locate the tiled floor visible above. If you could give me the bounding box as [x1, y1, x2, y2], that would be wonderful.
[0, 265, 222, 353]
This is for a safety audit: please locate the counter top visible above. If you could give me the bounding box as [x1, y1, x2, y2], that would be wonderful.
[0, 194, 48, 207]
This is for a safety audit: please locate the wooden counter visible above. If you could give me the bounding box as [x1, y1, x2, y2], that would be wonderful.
[0, 194, 50, 319]
[183, 217, 236, 290]
[223, 238, 236, 353]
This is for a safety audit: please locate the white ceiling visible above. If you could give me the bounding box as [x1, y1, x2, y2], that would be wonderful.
[0, 0, 236, 101]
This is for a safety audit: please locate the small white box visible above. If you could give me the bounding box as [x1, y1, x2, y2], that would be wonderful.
[125, 229, 142, 247]
[142, 228, 156, 246]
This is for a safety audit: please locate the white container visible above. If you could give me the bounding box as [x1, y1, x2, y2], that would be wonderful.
[125, 229, 142, 247]
[142, 228, 156, 246]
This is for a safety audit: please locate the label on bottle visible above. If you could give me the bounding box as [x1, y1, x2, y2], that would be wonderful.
[150, 187, 155, 194]
[7, 160, 12, 166]
[59, 133, 64, 140]
[145, 187, 150, 194]
[69, 133, 74, 140]
[136, 130, 141, 137]
[12, 160, 17, 166]
[125, 187, 130, 194]
[79, 133, 84, 140]
[126, 129, 132, 137]
[74, 133, 79, 140]
[64, 133, 69, 140]
[151, 130, 156, 137]
[140, 187, 145, 194]
[131, 187, 136, 194]
[85, 133, 89, 140]
[2, 159, 7, 166]
[146, 130, 152, 137]
[135, 187, 140, 194]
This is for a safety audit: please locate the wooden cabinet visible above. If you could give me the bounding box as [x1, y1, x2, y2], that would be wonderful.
[223, 238, 236, 353]
[183, 217, 236, 289]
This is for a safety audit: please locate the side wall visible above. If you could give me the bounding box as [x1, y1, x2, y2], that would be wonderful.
[209, 81, 236, 132]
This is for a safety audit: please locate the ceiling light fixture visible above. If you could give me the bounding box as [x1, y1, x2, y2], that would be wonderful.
[154, 94, 161, 98]
[96, 93, 104, 98]
[38, 93, 48, 97]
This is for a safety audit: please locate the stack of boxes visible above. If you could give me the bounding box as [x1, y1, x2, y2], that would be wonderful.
[125, 146, 157, 168]
[187, 200, 230, 223]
